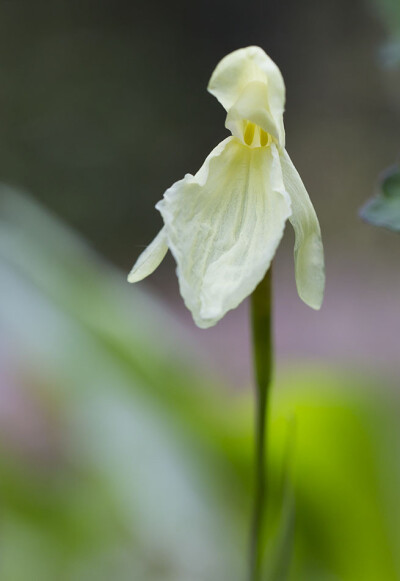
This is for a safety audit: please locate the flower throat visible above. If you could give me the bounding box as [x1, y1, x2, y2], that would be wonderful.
[243, 121, 271, 148]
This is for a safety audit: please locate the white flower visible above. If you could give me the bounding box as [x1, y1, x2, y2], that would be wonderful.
[128, 46, 325, 328]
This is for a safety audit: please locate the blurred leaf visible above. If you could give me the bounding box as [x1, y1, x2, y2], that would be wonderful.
[379, 39, 400, 68]
[0, 188, 246, 581]
[272, 373, 400, 581]
[371, 0, 400, 66]
[373, 0, 400, 34]
[360, 164, 400, 231]
[265, 421, 296, 581]
[266, 491, 295, 581]
[1, 190, 400, 580]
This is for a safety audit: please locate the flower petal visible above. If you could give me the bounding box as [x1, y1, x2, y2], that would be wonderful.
[208, 46, 285, 145]
[226, 81, 281, 144]
[127, 227, 168, 283]
[280, 149, 325, 309]
[157, 138, 292, 328]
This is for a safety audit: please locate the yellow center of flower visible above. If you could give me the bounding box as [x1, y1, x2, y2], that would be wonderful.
[243, 121, 271, 148]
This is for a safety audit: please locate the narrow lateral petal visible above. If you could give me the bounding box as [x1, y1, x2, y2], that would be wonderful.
[127, 227, 168, 283]
[157, 138, 292, 328]
[208, 46, 285, 146]
[280, 149, 325, 309]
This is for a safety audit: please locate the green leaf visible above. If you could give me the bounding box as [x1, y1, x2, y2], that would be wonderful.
[360, 165, 400, 232]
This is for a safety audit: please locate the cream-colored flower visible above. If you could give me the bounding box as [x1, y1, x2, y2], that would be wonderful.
[128, 46, 325, 328]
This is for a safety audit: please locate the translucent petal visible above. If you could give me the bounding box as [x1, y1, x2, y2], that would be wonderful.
[208, 46, 285, 146]
[127, 227, 168, 283]
[280, 149, 325, 309]
[157, 138, 292, 328]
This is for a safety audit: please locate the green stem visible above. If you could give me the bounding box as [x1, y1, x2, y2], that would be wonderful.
[249, 266, 273, 581]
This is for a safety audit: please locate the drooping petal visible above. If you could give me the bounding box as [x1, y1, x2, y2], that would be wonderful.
[280, 149, 325, 309]
[157, 138, 292, 328]
[208, 46, 285, 146]
[127, 227, 168, 283]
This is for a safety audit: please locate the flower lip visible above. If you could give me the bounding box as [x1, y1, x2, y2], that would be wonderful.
[157, 138, 292, 328]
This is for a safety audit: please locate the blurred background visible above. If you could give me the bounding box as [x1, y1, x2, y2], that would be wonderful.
[1, 0, 400, 579]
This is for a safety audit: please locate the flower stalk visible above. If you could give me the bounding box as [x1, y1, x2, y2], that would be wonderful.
[249, 266, 273, 581]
